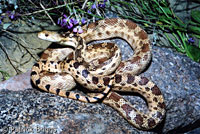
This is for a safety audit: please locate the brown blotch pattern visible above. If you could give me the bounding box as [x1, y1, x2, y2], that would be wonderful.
[125, 20, 137, 30]
[106, 31, 110, 36]
[134, 114, 144, 126]
[151, 85, 162, 95]
[68, 53, 74, 60]
[158, 102, 165, 109]
[98, 32, 102, 37]
[115, 74, 122, 83]
[120, 83, 126, 86]
[153, 97, 158, 102]
[92, 76, 99, 84]
[139, 77, 149, 85]
[98, 57, 109, 64]
[143, 54, 149, 61]
[100, 24, 106, 30]
[153, 107, 158, 110]
[141, 43, 150, 53]
[117, 62, 125, 70]
[136, 51, 140, 55]
[156, 111, 163, 119]
[131, 39, 135, 44]
[121, 104, 135, 120]
[115, 103, 120, 108]
[40, 52, 49, 59]
[88, 21, 98, 29]
[103, 77, 110, 86]
[145, 87, 150, 91]
[132, 83, 137, 87]
[104, 18, 118, 25]
[105, 43, 114, 49]
[130, 56, 141, 64]
[73, 62, 80, 69]
[148, 118, 156, 128]
[137, 30, 148, 40]
[127, 34, 130, 40]
[119, 22, 125, 27]
[127, 74, 135, 84]
[107, 92, 121, 102]
[91, 43, 103, 49]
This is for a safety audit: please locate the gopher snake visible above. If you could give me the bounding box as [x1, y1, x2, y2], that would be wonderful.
[31, 18, 165, 130]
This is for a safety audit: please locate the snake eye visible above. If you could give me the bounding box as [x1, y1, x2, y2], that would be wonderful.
[45, 33, 49, 37]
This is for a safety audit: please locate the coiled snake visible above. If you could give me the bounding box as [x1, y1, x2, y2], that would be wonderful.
[31, 18, 165, 130]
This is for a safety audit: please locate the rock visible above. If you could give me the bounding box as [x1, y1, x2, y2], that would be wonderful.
[168, 0, 200, 22]
[0, 5, 199, 132]
[0, 70, 32, 91]
[0, 45, 199, 133]
[0, 19, 51, 80]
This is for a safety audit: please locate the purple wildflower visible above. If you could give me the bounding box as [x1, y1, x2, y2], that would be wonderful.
[62, 18, 68, 24]
[92, 3, 96, 9]
[74, 20, 79, 25]
[188, 38, 195, 43]
[87, 10, 92, 14]
[73, 26, 83, 34]
[63, 14, 67, 18]
[73, 27, 78, 33]
[57, 15, 87, 32]
[67, 23, 73, 29]
[97, 0, 107, 8]
[70, 18, 78, 25]
[78, 28, 83, 34]
[57, 18, 61, 25]
[10, 14, 14, 19]
[6, 11, 17, 20]
[81, 18, 87, 24]
[98, 3, 106, 8]
[59, 15, 69, 27]
[58, 15, 76, 29]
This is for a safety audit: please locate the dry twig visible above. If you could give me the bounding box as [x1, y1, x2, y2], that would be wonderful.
[39, 2, 56, 25]
[22, 3, 74, 16]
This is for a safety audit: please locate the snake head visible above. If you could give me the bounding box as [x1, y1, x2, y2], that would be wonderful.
[38, 30, 62, 42]
[38, 30, 81, 48]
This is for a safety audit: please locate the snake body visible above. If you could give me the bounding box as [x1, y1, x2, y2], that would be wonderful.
[38, 18, 151, 75]
[31, 42, 115, 102]
[31, 18, 165, 130]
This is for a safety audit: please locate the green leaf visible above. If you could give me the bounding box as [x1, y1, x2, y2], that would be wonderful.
[0, 70, 10, 80]
[188, 25, 200, 35]
[193, 34, 200, 39]
[189, 20, 200, 26]
[191, 10, 200, 23]
[186, 45, 200, 62]
[162, 7, 173, 16]
[164, 33, 185, 53]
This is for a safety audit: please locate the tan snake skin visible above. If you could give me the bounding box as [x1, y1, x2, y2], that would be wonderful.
[31, 18, 165, 130]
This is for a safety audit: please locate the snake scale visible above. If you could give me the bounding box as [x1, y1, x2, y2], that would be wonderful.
[31, 18, 166, 130]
